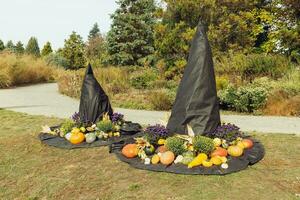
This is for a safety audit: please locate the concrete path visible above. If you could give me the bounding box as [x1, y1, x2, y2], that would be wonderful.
[0, 83, 299, 134]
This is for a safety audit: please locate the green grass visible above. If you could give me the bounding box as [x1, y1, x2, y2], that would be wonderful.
[0, 109, 300, 200]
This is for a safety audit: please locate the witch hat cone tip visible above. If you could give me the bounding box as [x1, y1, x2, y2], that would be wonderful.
[86, 63, 93, 74]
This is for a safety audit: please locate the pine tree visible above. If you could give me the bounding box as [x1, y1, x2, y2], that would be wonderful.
[62, 31, 86, 69]
[0, 39, 5, 51]
[107, 0, 157, 66]
[6, 40, 15, 52]
[41, 41, 53, 57]
[88, 23, 100, 40]
[15, 41, 25, 54]
[25, 37, 40, 57]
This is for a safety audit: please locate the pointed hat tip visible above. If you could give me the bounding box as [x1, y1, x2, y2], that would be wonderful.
[86, 63, 93, 74]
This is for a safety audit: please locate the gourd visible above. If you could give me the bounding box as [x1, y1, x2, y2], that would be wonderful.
[160, 151, 175, 165]
[242, 139, 254, 149]
[228, 145, 243, 157]
[70, 132, 85, 144]
[211, 147, 228, 157]
[188, 153, 208, 168]
[85, 132, 96, 143]
[122, 144, 138, 158]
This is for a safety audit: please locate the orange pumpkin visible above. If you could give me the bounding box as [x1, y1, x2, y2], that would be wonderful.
[157, 145, 168, 153]
[211, 147, 228, 157]
[122, 144, 138, 158]
[160, 151, 175, 165]
[70, 132, 85, 144]
[242, 139, 254, 149]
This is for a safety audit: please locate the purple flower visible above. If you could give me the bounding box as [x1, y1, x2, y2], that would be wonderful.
[71, 111, 81, 124]
[111, 112, 124, 123]
[206, 123, 243, 141]
[145, 124, 169, 143]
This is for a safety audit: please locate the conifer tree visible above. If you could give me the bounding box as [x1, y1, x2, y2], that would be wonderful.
[15, 41, 25, 54]
[41, 41, 53, 57]
[25, 37, 40, 57]
[107, 0, 157, 66]
[62, 31, 86, 69]
[0, 39, 5, 51]
[6, 40, 15, 52]
[88, 23, 100, 40]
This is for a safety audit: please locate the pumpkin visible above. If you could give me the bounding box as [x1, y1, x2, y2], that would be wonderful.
[211, 147, 228, 157]
[242, 139, 254, 149]
[160, 151, 175, 165]
[228, 145, 243, 157]
[70, 132, 85, 144]
[122, 144, 138, 158]
[157, 145, 167, 153]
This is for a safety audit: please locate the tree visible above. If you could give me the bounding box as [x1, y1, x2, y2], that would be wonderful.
[0, 39, 4, 51]
[6, 40, 15, 52]
[25, 37, 40, 57]
[15, 41, 25, 54]
[88, 23, 100, 40]
[62, 31, 86, 69]
[41, 42, 53, 57]
[107, 0, 157, 66]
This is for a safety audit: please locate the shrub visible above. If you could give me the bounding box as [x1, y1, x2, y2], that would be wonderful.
[45, 53, 69, 69]
[0, 52, 55, 88]
[148, 90, 173, 110]
[96, 120, 113, 133]
[192, 136, 214, 155]
[215, 53, 293, 80]
[219, 84, 268, 113]
[130, 68, 158, 89]
[60, 119, 75, 135]
[165, 137, 186, 156]
[216, 76, 230, 91]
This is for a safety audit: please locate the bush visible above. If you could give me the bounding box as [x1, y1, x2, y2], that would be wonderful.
[96, 120, 113, 132]
[0, 52, 55, 88]
[215, 53, 293, 80]
[148, 90, 173, 110]
[165, 137, 186, 156]
[216, 76, 230, 91]
[45, 53, 69, 69]
[192, 136, 214, 155]
[219, 84, 268, 113]
[130, 68, 158, 89]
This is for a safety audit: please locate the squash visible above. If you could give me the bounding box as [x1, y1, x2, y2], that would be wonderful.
[157, 145, 168, 153]
[144, 145, 155, 156]
[122, 144, 138, 158]
[151, 154, 160, 164]
[70, 132, 85, 144]
[228, 145, 243, 157]
[188, 153, 207, 168]
[160, 151, 175, 165]
[211, 147, 228, 157]
[242, 139, 254, 149]
[85, 132, 96, 143]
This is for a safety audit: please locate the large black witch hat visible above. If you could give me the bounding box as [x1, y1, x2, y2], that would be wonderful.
[79, 64, 113, 124]
[167, 21, 220, 135]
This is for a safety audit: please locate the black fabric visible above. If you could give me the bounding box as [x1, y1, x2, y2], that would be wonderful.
[167, 21, 220, 135]
[79, 64, 113, 124]
[111, 137, 265, 175]
[38, 123, 142, 149]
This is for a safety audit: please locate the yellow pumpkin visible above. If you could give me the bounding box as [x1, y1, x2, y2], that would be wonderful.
[160, 151, 175, 165]
[70, 132, 85, 144]
[228, 145, 243, 157]
[122, 144, 138, 158]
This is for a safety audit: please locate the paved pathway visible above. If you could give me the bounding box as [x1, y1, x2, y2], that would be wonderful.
[0, 83, 299, 134]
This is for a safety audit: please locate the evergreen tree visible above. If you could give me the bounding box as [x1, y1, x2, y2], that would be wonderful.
[41, 41, 53, 57]
[15, 41, 25, 54]
[107, 0, 157, 66]
[6, 40, 15, 52]
[0, 39, 5, 51]
[88, 23, 100, 40]
[62, 31, 86, 69]
[25, 37, 40, 57]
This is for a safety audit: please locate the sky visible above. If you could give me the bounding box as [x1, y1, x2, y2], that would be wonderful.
[0, 0, 118, 50]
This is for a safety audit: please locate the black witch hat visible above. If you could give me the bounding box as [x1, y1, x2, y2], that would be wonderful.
[79, 64, 113, 124]
[167, 21, 220, 135]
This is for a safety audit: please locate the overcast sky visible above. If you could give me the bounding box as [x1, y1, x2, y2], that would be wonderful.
[0, 0, 118, 50]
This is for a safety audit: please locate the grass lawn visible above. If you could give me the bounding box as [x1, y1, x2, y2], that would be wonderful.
[0, 109, 299, 200]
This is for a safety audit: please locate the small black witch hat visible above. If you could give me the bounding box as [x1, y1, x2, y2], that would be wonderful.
[167, 21, 220, 135]
[79, 64, 113, 124]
